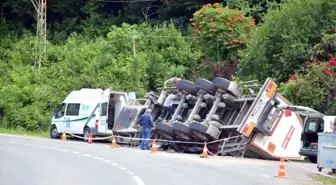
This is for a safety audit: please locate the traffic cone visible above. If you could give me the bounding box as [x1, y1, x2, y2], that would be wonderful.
[88, 133, 93, 144]
[276, 157, 286, 178]
[151, 139, 157, 153]
[61, 131, 67, 141]
[200, 142, 208, 158]
[111, 136, 119, 148]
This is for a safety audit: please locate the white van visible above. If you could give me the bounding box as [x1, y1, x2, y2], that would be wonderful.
[49, 88, 145, 140]
[279, 105, 335, 163]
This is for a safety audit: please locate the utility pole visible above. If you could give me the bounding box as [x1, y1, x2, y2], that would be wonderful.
[31, 0, 47, 71]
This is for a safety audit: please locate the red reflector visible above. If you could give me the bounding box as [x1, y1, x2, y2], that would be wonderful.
[95, 120, 99, 128]
[284, 110, 292, 117]
[266, 81, 275, 91]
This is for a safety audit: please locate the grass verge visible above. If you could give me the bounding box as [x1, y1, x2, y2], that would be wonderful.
[314, 174, 336, 185]
[0, 127, 49, 138]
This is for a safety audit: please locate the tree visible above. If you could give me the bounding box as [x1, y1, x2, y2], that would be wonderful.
[238, 0, 336, 82]
[189, 2, 254, 79]
[278, 58, 336, 115]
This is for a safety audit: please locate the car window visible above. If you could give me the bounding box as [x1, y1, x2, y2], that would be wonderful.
[306, 121, 317, 132]
[66, 103, 80, 116]
[55, 103, 67, 119]
[100, 103, 107, 116]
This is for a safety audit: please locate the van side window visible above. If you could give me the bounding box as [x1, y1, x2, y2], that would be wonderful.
[66, 103, 80, 116]
[55, 103, 67, 119]
[100, 103, 107, 116]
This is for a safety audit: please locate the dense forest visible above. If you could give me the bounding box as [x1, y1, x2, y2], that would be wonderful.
[0, 0, 335, 131]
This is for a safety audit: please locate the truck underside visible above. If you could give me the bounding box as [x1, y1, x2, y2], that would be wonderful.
[106, 77, 304, 161]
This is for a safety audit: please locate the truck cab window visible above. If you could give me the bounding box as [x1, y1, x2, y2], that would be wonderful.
[55, 103, 66, 119]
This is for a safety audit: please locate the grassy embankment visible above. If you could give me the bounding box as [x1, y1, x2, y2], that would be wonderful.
[0, 127, 49, 138]
[314, 175, 336, 185]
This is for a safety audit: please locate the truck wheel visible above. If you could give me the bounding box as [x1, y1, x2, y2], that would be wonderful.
[212, 77, 241, 98]
[194, 78, 216, 95]
[332, 169, 336, 174]
[177, 80, 198, 95]
[83, 127, 91, 142]
[50, 125, 60, 139]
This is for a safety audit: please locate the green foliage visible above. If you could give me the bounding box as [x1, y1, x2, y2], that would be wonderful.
[278, 62, 336, 115]
[0, 23, 201, 131]
[190, 3, 255, 62]
[238, 0, 336, 82]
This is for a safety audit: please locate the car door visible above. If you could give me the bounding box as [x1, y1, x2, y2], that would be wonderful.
[98, 89, 111, 133]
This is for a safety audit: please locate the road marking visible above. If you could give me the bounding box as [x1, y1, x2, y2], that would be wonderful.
[94, 156, 103, 160]
[119, 167, 127, 170]
[81, 153, 91, 157]
[111, 163, 119, 166]
[104, 160, 111, 163]
[133, 176, 145, 185]
[4, 139, 146, 185]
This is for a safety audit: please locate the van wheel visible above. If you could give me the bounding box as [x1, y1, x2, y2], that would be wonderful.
[83, 127, 91, 142]
[50, 126, 60, 139]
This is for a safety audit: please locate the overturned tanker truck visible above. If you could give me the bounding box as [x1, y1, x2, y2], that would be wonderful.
[114, 77, 304, 160]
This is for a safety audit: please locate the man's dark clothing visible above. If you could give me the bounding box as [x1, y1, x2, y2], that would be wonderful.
[139, 113, 153, 128]
[139, 113, 153, 150]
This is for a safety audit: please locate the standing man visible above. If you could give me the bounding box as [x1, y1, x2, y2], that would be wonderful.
[164, 77, 181, 88]
[159, 92, 177, 120]
[139, 109, 154, 150]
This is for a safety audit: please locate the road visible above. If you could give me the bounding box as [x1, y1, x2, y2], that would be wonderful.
[0, 134, 319, 185]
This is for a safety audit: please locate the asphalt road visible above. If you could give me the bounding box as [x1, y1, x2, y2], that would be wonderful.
[0, 134, 320, 185]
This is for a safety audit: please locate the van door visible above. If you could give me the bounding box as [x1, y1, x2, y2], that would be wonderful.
[64, 103, 81, 133]
[98, 89, 111, 133]
[278, 105, 324, 118]
[52, 103, 67, 133]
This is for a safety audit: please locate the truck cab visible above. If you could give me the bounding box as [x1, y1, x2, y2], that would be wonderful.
[279, 105, 335, 163]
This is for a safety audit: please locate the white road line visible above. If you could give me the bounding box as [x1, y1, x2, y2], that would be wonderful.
[104, 160, 111, 163]
[119, 167, 127, 170]
[133, 176, 145, 185]
[5, 139, 146, 185]
[81, 153, 91, 157]
[94, 156, 103, 160]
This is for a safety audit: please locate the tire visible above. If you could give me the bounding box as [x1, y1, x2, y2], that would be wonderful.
[177, 80, 198, 95]
[190, 121, 220, 142]
[50, 125, 60, 139]
[194, 78, 216, 95]
[332, 169, 336, 174]
[212, 77, 241, 98]
[172, 121, 193, 141]
[83, 127, 91, 142]
[307, 156, 317, 164]
[155, 122, 175, 140]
